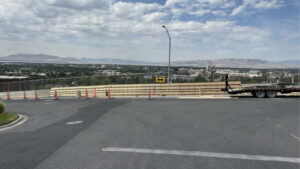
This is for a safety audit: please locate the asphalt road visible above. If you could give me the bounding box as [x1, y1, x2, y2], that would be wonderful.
[0, 97, 299, 169]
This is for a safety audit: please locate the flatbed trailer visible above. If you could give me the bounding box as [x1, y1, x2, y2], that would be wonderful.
[221, 74, 300, 98]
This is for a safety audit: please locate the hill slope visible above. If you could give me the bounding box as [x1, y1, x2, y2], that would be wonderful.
[0, 54, 298, 68]
[172, 58, 296, 68]
[0, 54, 146, 65]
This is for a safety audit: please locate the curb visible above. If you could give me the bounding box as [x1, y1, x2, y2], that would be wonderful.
[178, 95, 234, 99]
[0, 114, 27, 130]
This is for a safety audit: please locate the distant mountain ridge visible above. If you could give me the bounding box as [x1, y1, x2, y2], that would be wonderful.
[171, 58, 299, 68]
[0, 54, 299, 68]
[280, 60, 300, 67]
[0, 54, 147, 65]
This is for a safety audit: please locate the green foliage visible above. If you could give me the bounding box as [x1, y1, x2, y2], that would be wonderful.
[194, 75, 206, 82]
[0, 101, 5, 113]
[0, 113, 19, 126]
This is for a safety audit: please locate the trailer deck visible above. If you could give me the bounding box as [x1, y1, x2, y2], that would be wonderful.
[222, 75, 300, 98]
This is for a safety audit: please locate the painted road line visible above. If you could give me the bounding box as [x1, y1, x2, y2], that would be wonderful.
[290, 133, 300, 141]
[102, 147, 300, 164]
[66, 120, 83, 125]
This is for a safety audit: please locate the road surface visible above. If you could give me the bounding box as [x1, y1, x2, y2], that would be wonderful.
[0, 97, 299, 169]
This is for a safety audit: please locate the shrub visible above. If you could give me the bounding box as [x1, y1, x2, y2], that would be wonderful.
[0, 101, 5, 113]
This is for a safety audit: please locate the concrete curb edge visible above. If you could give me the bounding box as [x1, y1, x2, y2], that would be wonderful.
[0, 114, 26, 130]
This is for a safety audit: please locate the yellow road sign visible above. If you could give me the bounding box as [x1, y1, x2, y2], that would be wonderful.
[156, 77, 165, 83]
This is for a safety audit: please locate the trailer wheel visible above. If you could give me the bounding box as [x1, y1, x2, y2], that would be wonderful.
[267, 91, 277, 98]
[256, 91, 266, 98]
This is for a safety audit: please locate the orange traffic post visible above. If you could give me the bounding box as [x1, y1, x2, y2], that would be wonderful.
[85, 89, 89, 99]
[35, 91, 38, 100]
[7, 91, 10, 100]
[23, 91, 27, 99]
[108, 90, 111, 100]
[54, 90, 58, 100]
[93, 88, 97, 98]
[148, 89, 151, 100]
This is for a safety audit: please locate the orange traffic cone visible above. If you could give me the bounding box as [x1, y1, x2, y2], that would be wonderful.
[108, 89, 111, 100]
[24, 91, 27, 99]
[7, 91, 10, 100]
[85, 89, 89, 99]
[93, 88, 97, 98]
[35, 91, 38, 100]
[54, 90, 58, 100]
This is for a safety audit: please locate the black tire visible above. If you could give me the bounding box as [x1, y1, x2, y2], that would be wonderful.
[256, 91, 266, 98]
[267, 91, 277, 98]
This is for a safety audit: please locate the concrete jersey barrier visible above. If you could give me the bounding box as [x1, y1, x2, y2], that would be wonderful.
[50, 82, 241, 98]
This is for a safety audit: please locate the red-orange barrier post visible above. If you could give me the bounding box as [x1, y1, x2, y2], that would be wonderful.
[54, 90, 58, 100]
[23, 91, 27, 99]
[93, 88, 97, 98]
[35, 91, 38, 100]
[148, 89, 151, 100]
[7, 91, 10, 100]
[85, 89, 89, 99]
[108, 90, 111, 100]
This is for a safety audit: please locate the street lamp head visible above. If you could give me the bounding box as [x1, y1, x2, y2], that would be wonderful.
[162, 25, 165, 28]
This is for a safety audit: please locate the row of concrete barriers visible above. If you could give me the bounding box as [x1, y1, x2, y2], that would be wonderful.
[50, 82, 242, 98]
[0, 82, 242, 100]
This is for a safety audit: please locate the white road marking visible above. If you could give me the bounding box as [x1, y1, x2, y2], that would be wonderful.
[66, 120, 83, 125]
[102, 147, 300, 164]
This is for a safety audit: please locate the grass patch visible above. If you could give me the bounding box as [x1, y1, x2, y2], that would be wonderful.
[0, 113, 19, 126]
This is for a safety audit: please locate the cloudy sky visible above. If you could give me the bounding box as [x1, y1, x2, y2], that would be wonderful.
[0, 0, 299, 62]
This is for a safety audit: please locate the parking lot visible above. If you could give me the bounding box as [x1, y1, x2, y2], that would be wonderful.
[0, 97, 299, 169]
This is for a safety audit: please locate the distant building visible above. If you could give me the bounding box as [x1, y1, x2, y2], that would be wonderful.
[177, 68, 189, 75]
[172, 75, 190, 81]
[102, 70, 120, 76]
[215, 69, 238, 75]
[143, 75, 152, 79]
[38, 73, 47, 76]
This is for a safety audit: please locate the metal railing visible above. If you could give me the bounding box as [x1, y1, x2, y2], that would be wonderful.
[0, 74, 155, 100]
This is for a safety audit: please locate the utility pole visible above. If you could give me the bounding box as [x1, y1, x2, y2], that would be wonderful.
[162, 25, 171, 83]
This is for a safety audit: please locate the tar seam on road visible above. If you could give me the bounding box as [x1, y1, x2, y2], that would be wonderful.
[290, 133, 300, 141]
[253, 106, 300, 142]
[102, 147, 300, 164]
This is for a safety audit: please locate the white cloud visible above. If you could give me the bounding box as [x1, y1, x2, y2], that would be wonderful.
[143, 11, 168, 22]
[46, 0, 114, 10]
[254, 47, 270, 51]
[0, 0, 296, 61]
[231, 4, 246, 16]
[231, 0, 284, 16]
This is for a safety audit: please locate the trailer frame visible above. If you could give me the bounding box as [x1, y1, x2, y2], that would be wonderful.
[221, 74, 300, 98]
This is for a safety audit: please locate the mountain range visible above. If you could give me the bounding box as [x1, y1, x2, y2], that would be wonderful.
[171, 58, 299, 69]
[0, 54, 147, 65]
[0, 54, 299, 69]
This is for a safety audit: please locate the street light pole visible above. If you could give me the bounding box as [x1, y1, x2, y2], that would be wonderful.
[162, 25, 171, 83]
